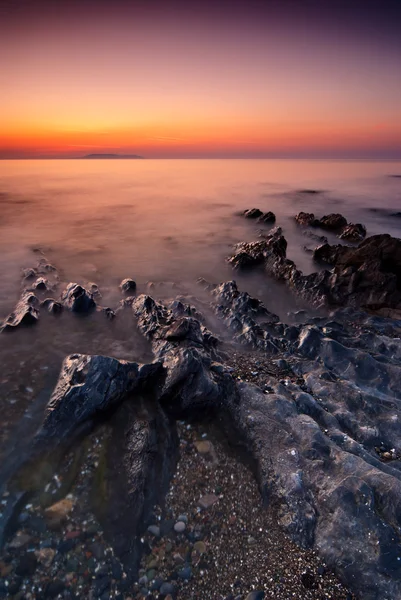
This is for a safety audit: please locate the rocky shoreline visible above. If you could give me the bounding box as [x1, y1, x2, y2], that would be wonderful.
[1, 211, 401, 599]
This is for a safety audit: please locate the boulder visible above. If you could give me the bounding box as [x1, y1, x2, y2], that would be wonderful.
[257, 211, 276, 224]
[339, 223, 367, 243]
[61, 283, 96, 313]
[295, 212, 318, 226]
[40, 298, 64, 315]
[318, 213, 347, 231]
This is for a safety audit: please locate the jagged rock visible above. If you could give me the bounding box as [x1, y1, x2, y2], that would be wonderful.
[40, 298, 63, 315]
[61, 283, 96, 313]
[22, 267, 37, 281]
[98, 307, 116, 320]
[295, 212, 318, 226]
[318, 213, 347, 231]
[0, 292, 39, 332]
[34, 354, 162, 447]
[30, 277, 50, 291]
[120, 278, 137, 295]
[339, 223, 367, 243]
[88, 282, 102, 297]
[257, 211, 276, 224]
[243, 208, 263, 219]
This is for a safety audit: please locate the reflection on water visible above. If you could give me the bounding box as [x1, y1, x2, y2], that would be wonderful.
[0, 158, 400, 444]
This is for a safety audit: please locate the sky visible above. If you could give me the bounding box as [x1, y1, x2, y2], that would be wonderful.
[1, 0, 401, 159]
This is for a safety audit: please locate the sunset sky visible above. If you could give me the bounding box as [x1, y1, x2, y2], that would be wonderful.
[1, 0, 401, 158]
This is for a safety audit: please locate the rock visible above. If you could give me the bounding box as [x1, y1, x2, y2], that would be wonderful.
[339, 223, 367, 243]
[246, 593, 265, 600]
[22, 267, 37, 280]
[15, 553, 38, 576]
[0, 292, 39, 332]
[34, 354, 155, 449]
[193, 541, 206, 554]
[100, 306, 116, 320]
[243, 208, 263, 219]
[40, 298, 63, 315]
[120, 279, 137, 295]
[257, 211, 276, 224]
[173, 521, 186, 533]
[147, 525, 160, 537]
[160, 583, 176, 596]
[198, 494, 219, 509]
[88, 282, 101, 297]
[45, 498, 74, 529]
[30, 277, 50, 291]
[318, 213, 347, 231]
[44, 579, 65, 598]
[178, 566, 192, 579]
[301, 572, 317, 589]
[35, 547, 56, 568]
[295, 212, 318, 226]
[8, 532, 32, 548]
[61, 283, 96, 313]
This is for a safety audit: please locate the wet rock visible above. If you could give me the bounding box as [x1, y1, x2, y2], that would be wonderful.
[120, 278, 137, 295]
[88, 282, 101, 297]
[148, 525, 161, 537]
[295, 212, 318, 226]
[246, 592, 265, 600]
[98, 306, 116, 320]
[257, 211, 276, 224]
[0, 292, 39, 332]
[339, 223, 367, 243]
[243, 208, 263, 219]
[61, 283, 96, 313]
[160, 582, 176, 596]
[30, 277, 50, 291]
[41, 298, 63, 315]
[22, 267, 37, 280]
[34, 354, 156, 449]
[318, 213, 347, 231]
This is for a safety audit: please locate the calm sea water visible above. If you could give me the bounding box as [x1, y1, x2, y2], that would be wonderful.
[0, 159, 401, 446]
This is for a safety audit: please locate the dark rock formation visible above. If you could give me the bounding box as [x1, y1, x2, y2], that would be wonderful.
[40, 298, 63, 315]
[257, 211, 276, 224]
[61, 283, 96, 313]
[295, 212, 318, 227]
[120, 279, 137, 295]
[339, 223, 367, 243]
[302, 230, 328, 245]
[0, 292, 39, 332]
[243, 208, 263, 219]
[229, 230, 401, 312]
[34, 354, 163, 449]
[318, 213, 347, 231]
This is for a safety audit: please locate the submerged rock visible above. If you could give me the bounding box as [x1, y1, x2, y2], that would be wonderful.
[120, 278, 137, 295]
[0, 292, 39, 332]
[339, 222, 367, 242]
[318, 213, 347, 231]
[243, 208, 263, 219]
[295, 212, 318, 226]
[61, 283, 96, 313]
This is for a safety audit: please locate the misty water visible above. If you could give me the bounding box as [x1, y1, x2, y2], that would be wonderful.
[0, 158, 401, 448]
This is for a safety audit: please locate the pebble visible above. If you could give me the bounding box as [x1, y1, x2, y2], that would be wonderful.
[160, 582, 176, 595]
[198, 493, 219, 509]
[147, 524, 161, 537]
[174, 521, 186, 533]
[246, 592, 265, 600]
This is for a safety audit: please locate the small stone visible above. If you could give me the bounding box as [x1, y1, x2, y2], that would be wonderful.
[160, 582, 175, 596]
[45, 497, 74, 529]
[147, 525, 161, 537]
[35, 548, 56, 568]
[178, 566, 192, 580]
[15, 553, 38, 577]
[193, 541, 206, 554]
[174, 521, 186, 533]
[9, 532, 32, 548]
[198, 493, 219, 510]
[246, 593, 265, 600]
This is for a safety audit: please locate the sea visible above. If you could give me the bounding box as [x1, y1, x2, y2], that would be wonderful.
[0, 158, 401, 447]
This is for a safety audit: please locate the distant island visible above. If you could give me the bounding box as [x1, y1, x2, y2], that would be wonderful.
[82, 153, 144, 159]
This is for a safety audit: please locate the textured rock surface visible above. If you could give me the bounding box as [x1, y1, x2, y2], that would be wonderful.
[61, 283, 96, 313]
[339, 222, 367, 242]
[0, 292, 39, 332]
[229, 230, 401, 311]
